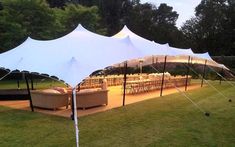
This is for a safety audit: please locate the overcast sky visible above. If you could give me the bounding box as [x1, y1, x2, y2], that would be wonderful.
[141, 0, 201, 28]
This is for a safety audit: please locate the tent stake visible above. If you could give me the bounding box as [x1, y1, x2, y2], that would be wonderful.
[123, 61, 127, 106]
[160, 56, 167, 97]
[185, 56, 191, 91]
[201, 60, 207, 87]
[25, 74, 34, 112]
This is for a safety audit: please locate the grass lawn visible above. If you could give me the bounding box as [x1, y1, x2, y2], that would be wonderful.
[0, 80, 235, 147]
[0, 79, 65, 90]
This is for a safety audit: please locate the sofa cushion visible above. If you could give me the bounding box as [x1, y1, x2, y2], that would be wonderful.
[41, 89, 61, 94]
[53, 87, 67, 94]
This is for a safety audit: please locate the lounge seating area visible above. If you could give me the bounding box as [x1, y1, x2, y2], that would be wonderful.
[76, 89, 108, 110]
[31, 90, 69, 110]
[30, 88, 109, 110]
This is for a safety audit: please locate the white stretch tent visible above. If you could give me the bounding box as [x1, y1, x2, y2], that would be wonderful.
[0, 24, 230, 147]
[0, 24, 155, 147]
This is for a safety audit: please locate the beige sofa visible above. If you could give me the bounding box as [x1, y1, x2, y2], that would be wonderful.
[31, 90, 69, 110]
[76, 89, 108, 110]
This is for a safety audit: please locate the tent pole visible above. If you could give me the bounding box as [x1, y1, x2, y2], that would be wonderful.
[152, 55, 154, 65]
[155, 57, 158, 69]
[25, 74, 34, 112]
[160, 56, 167, 97]
[70, 92, 74, 120]
[17, 80, 20, 89]
[185, 56, 191, 91]
[123, 61, 127, 106]
[72, 87, 79, 147]
[71, 86, 80, 120]
[201, 60, 207, 87]
[30, 74, 34, 90]
[220, 68, 223, 85]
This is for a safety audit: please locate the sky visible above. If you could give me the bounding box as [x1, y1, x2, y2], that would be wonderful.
[141, 0, 201, 28]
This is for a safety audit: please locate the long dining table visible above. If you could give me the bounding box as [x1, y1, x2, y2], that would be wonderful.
[125, 76, 191, 94]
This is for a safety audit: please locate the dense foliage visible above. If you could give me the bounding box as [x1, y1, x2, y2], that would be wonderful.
[181, 0, 235, 55]
[0, 0, 234, 56]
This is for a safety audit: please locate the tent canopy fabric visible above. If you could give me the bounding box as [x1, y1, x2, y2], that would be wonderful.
[165, 43, 194, 56]
[0, 24, 229, 87]
[113, 25, 170, 56]
[112, 26, 227, 69]
[0, 24, 146, 87]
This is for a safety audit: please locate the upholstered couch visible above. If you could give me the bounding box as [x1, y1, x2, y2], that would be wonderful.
[31, 90, 69, 110]
[76, 89, 108, 110]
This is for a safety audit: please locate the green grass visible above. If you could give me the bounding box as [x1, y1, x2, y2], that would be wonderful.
[0, 79, 65, 89]
[0, 80, 235, 147]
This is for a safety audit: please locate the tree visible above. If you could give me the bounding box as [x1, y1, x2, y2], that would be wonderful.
[57, 4, 102, 33]
[181, 0, 235, 55]
[181, 17, 204, 52]
[0, 0, 102, 52]
[0, 10, 26, 52]
[0, 0, 65, 52]
[46, 0, 66, 8]
[0, 0, 61, 41]
[153, 3, 178, 26]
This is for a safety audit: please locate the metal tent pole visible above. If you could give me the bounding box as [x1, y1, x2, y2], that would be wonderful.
[123, 61, 127, 106]
[30, 74, 34, 90]
[25, 74, 34, 112]
[201, 60, 207, 87]
[70, 92, 74, 120]
[17, 80, 20, 89]
[160, 56, 167, 97]
[72, 87, 79, 147]
[71, 86, 80, 120]
[152, 55, 154, 65]
[155, 57, 158, 69]
[185, 56, 191, 91]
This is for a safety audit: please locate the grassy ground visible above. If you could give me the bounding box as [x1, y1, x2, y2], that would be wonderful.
[0, 80, 235, 147]
[0, 79, 65, 89]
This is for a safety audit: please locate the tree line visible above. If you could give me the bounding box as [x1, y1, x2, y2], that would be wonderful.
[0, 0, 234, 55]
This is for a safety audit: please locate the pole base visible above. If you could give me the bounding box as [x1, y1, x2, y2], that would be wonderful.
[205, 112, 210, 117]
[70, 114, 74, 120]
[228, 99, 232, 102]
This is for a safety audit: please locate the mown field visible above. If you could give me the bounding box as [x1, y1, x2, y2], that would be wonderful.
[0, 80, 235, 147]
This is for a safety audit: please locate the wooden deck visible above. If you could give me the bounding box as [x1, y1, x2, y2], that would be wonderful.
[0, 84, 201, 118]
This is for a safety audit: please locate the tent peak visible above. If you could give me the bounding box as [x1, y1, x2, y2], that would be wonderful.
[75, 24, 87, 31]
[123, 25, 128, 29]
[122, 25, 132, 32]
[26, 37, 32, 40]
